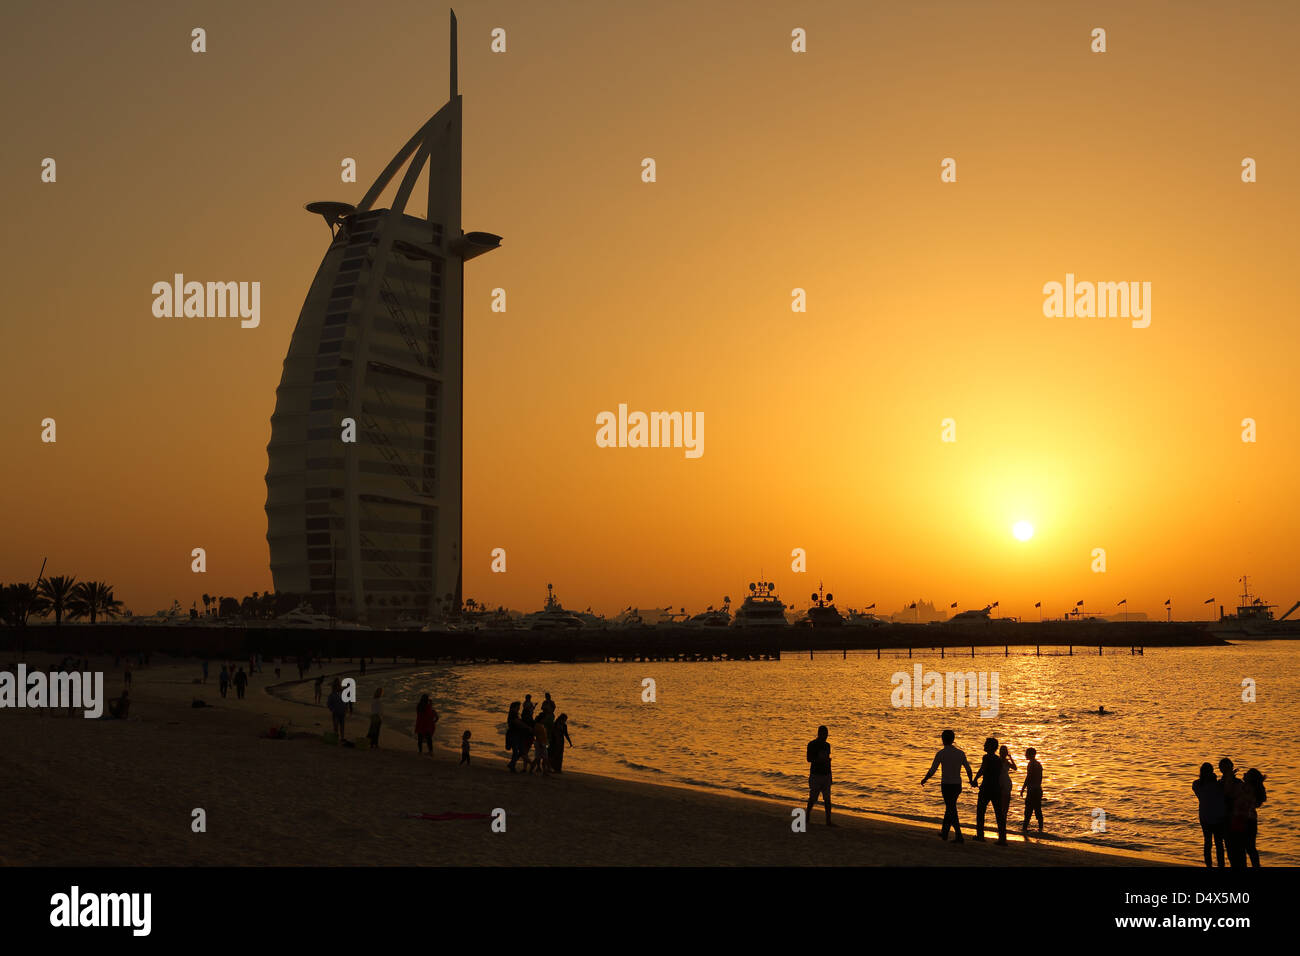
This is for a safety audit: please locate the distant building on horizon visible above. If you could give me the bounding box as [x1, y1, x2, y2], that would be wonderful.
[264, 11, 499, 626]
[890, 599, 947, 624]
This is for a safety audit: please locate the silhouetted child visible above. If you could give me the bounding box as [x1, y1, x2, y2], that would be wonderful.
[1021, 747, 1044, 833]
[460, 730, 471, 765]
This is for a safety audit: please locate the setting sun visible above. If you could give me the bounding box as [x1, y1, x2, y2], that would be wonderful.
[1013, 521, 1035, 542]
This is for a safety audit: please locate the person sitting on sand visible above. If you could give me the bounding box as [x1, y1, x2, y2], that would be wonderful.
[460, 730, 472, 765]
[1193, 762, 1226, 868]
[367, 687, 385, 749]
[550, 713, 573, 773]
[326, 679, 346, 745]
[106, 690, 130, 720]
[1021, 748, 1045, 834]
[805, 725, 835, 827]
[415, 694, 438, 755]
[921, 729, 975, 842]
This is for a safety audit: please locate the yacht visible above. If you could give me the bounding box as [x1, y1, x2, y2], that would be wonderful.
[732, 580, 788, 627]
[798, 583, 843, 627]
[521, 584, 587, 630]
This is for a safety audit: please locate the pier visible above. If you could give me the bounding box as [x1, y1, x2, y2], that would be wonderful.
[0, 619, 1226, 664]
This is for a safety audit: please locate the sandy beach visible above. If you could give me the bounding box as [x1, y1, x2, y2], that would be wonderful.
[0, 656, 1168, 867]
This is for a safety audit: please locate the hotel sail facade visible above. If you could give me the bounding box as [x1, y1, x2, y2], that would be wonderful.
[265, 12, 499, 627]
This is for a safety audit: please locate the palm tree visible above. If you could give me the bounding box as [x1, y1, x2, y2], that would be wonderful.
[0, 584, 37, 627]
[33, 574, 77, 626]
[67, 580, 123, 624]
[202, 593, 212, 617]
[93, 582, 123, 622]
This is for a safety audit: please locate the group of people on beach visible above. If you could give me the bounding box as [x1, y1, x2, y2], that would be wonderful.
[919, 731, 1044, 844]
[809, 726, 1273, 863]
[505, 693, 573, 775]
[1193, 758, 1268, 867]
[808, 727, 1044, 843]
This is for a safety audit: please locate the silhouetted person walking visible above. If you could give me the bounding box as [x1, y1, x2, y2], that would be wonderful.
[460, 730, 472, 765]
[922, 729, 974, 842]
[805, 725, 835, 826]
[973, 737, 1008, 844]
[233, 666, 248, 699]
[1193, 762, 1226, 868]
[218, 665, 229, 698]
[1021, 748, 1044, 833]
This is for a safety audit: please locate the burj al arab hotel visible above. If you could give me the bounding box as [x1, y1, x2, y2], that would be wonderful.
[265, 11, 499, 626]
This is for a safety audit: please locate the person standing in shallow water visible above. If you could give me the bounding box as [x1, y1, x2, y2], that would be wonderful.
[1193, 762, 1227, 868]
[550, 713, 573, 772]
[805, 725, 835, 826]
[1020, 748, 1045, 834]
[922, 729, 974, 842]
[460, 730, 472, 765]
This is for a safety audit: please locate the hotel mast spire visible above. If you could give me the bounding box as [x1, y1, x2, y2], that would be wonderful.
[450, 10, 458, 98]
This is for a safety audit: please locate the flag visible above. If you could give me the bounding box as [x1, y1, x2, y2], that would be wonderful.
[909, 602, 917, 609]
[1034, 601, 1041, 608]
[1117, 598, 1127, 606]
[1076, 600, 1084, 606]
[1164, 599, 1171, 606]
[1204, 597, 1215, 604]
[866, 603, 875, 610]
[992, 601, 999, 608]
[950, 602, 958, 608]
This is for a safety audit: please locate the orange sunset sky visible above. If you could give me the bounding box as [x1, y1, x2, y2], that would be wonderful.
[2, 0, 1298, 620]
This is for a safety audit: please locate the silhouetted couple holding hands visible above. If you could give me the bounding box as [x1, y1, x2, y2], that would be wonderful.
[921, 731, 1044, 845]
